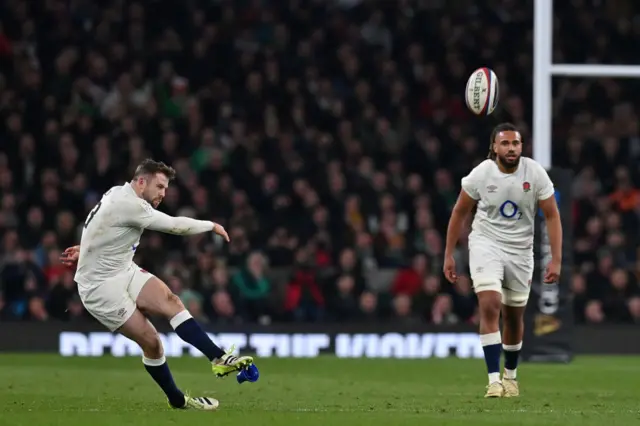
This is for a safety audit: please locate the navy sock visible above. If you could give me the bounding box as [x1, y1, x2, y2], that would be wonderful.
[503, 342, 523, 378]
[143, 357, 185, 407]
[171, 311, 225, 361]
[482, 344, 502, 373]
[480, 332, 502, 382]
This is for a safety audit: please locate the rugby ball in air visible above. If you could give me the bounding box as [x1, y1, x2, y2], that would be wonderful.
[465, 67, 499, 115]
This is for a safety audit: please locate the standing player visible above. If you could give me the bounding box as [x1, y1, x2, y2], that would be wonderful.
[60, 159, 254, 410]
[443, 123, 562, 398]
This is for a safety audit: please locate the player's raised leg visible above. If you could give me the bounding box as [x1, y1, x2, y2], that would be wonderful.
[76, 274, 215, 409]
[118, 309, 219, 410]
[133, 272, 254, 377]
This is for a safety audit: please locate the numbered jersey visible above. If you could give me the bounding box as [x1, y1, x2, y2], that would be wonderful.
[75, 183, 153, 290]
[461, 157, 554, 252]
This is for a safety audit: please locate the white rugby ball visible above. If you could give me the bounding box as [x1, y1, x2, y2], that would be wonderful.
[465, 67, 499, 115]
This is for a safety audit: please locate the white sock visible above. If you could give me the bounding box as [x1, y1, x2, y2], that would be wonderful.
[169, 310, 193, 329]
[488, 372, 501, 384]
[504, 368, 517, 379]
[142, 355, 167, 366]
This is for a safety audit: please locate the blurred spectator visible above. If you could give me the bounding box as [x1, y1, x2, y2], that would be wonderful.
[46, 270, 77, 321]
[27, 296, 48, 322]
[431, 294, 457, 325]
[572, 273, 588, 323]
[392, 294, 419, 325]
[209, 291, 240, 325]
[585, 300, 605, 324]
[414, 275, 443, 322]
[0, 0, 637, 326]
[391, 253, 429, 296]
[231, 251, 271, 322]
[329, 275, 360, 321]
[450, 275, 477, 324]
[601, 269, 640, 323]
[284, 248, 324, 322]
[358, 291, 380, 322]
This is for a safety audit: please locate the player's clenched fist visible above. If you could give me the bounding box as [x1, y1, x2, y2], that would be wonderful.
[443, 255, 457, 283]
[213, 223, 230, 242]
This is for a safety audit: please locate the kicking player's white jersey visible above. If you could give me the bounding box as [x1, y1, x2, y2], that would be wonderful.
[462, 157, 555, 307]
[75, 182, 215, 330]
[75, 183, 147, 290]
[461, 157, 555, 253]
[76, 182, 215, 290]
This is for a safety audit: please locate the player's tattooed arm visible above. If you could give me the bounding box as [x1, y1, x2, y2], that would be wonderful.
[539, 195, 562, 283]
[443, 189, 477, 283]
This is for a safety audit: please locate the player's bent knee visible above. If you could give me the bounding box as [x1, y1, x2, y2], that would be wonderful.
[167, 292, 184, 309]
[118, 311, 165, 358]
[136, 277, 184, 318]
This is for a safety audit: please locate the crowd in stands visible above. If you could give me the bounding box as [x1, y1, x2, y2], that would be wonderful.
[1, 0, 639, 325]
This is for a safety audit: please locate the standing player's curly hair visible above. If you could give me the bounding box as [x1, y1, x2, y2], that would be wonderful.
[487, 122, 519, 160]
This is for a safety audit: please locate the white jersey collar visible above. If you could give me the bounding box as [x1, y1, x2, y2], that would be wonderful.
[123, 182, 139, 197]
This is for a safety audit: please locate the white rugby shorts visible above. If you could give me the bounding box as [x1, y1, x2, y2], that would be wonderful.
[78, 266, 155, 331]
[468, 238, 533, 307]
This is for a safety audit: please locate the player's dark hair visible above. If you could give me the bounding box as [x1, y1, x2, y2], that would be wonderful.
[487, 122, 519, 160]
[133, 159, 176, 181]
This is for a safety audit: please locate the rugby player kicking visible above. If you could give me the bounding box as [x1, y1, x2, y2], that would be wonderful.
[443, 123, 562, 398]
[61, 159, 254, 410]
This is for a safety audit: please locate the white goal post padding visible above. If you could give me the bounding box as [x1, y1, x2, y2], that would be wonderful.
[533, 0, 640, 169]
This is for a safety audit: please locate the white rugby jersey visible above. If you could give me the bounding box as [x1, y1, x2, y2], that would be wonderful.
[461, 157, 555, 252]
[75, 182, 214, 289]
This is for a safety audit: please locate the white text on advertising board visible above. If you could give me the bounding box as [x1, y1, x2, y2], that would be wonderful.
[59, 332, 483, 359]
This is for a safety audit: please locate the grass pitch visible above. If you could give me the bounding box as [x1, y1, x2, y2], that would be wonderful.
[0, 354, 639, 426]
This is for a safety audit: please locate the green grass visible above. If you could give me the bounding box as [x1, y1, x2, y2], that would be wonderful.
[0, 354, 639, 426]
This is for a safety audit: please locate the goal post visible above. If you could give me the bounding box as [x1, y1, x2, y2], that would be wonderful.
[525, 0, 640, 363]
[533, 0, 640, 169]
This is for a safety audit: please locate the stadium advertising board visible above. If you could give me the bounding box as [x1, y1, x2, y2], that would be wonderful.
[0, 323, 639, 357]
[57, 331, 484, 359]
[0, 322, 488, 358]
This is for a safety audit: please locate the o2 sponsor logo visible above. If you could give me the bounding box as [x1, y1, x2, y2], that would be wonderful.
[499, 200, 522, 220]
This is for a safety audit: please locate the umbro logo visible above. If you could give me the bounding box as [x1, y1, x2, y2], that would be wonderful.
[487, 185, 498, 193]
[116, 308, 127, 318]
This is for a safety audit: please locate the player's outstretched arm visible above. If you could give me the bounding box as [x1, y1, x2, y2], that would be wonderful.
[130, 202, 230, 241]
[443, 190, 477, 283]
[539, 195, 562, 283]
